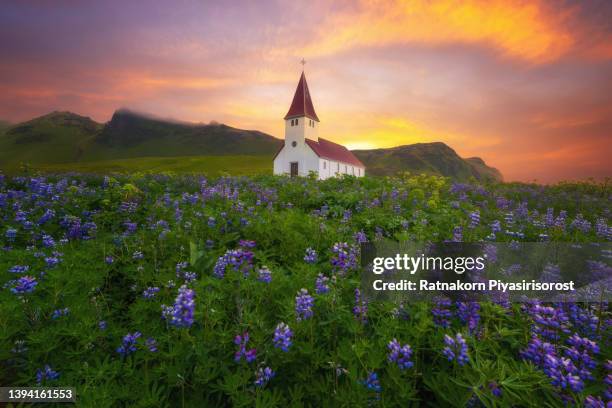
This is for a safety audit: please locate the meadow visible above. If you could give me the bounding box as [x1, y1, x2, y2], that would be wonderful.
[0, 172, 610, 407]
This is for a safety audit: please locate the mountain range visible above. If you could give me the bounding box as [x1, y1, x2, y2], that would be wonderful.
[0, 110, 502, 181]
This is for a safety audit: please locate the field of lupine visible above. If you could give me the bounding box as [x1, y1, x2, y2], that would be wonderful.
[0, 172, 610, 407]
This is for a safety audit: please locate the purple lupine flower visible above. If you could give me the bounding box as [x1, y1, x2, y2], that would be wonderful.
[520, 336, 557, 367]
[315, 273, 330, 294]
[162, 285, 195, 328]
[451, 226, 463, 242]
[8, 265, 29, 273]
[145, 337, 158, 352]
[143, 287, 160, 299]
[105, 256, 114, 264]
[432, 297, 453, 328]
[36, 365, 59, 384]
[528, 304, 570, 341]
[304, 247, 317, 264]
[490, 220, 501, 234]
[330, 242, 358, 275]
[254, 366, 275, 387]
[488, 381, 502, 397]
[51, 308, 69, 319]
[273, 322, 293, 352]
[239, 240, 256, 249]
[443, 333, 469, 366]
[98, 320, 107, 330]
[11, 276, 38, 295]
[44, 256, 60, 268]
[565, 333, 599, 381]
[234, 332, 257, 363]
[353, 288, 368, 324]
[213, 249, 254, 279]
[456, 301, 480, 334]
[207, 216, 216, 227]
[361, 371, 382, 393]
[257, 266, 272, 283]
[117, 332, 141, 357]
[132, 250, 144, 260]
[584, 396, 605, 408]
[41, 234, 55, 248]
[469, 210, 480, 228]
[6, 228, 17, 242]
[387, 339, 414, 370]
[570, 214, 591, 233]
[354, 230, 368, 244]
[295, 289, 314, 321]
[543, 354, 584, 393]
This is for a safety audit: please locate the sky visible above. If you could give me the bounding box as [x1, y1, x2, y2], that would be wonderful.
[1, 0, 611, 183]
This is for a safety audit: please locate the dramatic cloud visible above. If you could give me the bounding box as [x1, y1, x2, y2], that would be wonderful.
[0, 0, 611, 182]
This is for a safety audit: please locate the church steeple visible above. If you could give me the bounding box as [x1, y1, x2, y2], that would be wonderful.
[284, 71, 319, 122]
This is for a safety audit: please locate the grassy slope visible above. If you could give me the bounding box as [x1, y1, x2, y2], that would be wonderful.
[353, 142, 503, 181]
[11, 155, 273, 176]
[0, 112, 102, 166]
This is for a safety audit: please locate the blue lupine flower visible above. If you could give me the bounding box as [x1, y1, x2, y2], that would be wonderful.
[304, 247, 317, 264]
[51, 308, 70, 319]
[234, 332, 257, 363]
[117, 332, 141, 356]
[132, 251, 144, 260]
[330, 242, 358, 275]
[361, 371, 382, 393]
[254, 366, 275, 387]
[11, 276, 38, 295]
[488, 381, 502, 397]
[45, 256, 60, 268]
[105, 256, 114, 264]
[387, 339, 414, 370]
[164, 285, 195, 328]
[36, 365, 59, 384]
[41, 234, 56, 247]
[273, 322, 293, 352]
[469, 210, 480, 228]
[353, 288, 368, 324]
[295, 289, 314, 321]
[8, 265, 29, 273]
[432, 297, 452, 328]
[257, 266, 272, 283]
[443, 333, 469, 366]
[456, 301, 480, 334]
[98, 320, 107, 330]
[584, 396, 605, 408]
[146, 337, 158, 352]
[143, 287, 160, 299]
[315, 273, 330, 294]
[520, 336, 557, 367]
[543, 354, 584, 393]
[6, 228, 17, 242]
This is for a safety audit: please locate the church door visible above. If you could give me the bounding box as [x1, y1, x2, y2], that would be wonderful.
[290, 162, 298, 177]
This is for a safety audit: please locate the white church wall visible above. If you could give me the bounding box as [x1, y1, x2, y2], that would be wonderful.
[273, 141, 319, 177]
[284, 116, 318, 144]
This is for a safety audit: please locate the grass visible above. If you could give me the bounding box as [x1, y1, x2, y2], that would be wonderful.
[2, 155, 274, 176]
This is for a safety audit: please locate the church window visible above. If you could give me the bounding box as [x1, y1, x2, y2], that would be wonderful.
[292, 141, 297, 147]
[295, 118, 298, 125]
[323, 161, 326, 169]
[344, 165, 347, 173]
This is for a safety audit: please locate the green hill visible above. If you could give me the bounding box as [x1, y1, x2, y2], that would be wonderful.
[0, 110, 502, 181]
[353, 142, 502, 181]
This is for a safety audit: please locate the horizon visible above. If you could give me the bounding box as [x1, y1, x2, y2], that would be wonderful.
[1, 1, 611, 183]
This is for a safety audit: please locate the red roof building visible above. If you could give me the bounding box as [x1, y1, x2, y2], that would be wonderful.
[273, 70, 365, 179]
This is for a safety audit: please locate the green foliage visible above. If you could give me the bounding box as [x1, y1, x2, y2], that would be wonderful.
[0, 173, 609, 406]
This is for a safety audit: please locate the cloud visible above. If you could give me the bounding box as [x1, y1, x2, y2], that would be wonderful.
[299, 0, 577, 63]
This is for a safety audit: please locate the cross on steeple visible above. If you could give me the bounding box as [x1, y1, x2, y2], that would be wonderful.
[300, 58, 306, 70]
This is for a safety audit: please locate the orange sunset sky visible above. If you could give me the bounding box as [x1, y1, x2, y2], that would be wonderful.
[1, 0, 611, 182]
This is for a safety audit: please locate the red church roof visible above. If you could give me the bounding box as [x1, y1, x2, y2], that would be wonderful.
[305, 137, 365, 168]
[284, 72, 320, 122]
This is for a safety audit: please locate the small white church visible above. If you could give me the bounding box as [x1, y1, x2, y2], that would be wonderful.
[273, 70, 365, 179]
